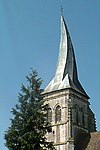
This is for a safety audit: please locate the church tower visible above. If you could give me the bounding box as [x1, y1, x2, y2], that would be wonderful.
[42, 15, 96, 150]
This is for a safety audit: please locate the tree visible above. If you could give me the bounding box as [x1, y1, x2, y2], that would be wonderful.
[5, 70, 55, 150]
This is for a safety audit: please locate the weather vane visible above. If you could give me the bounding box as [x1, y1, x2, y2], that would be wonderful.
[60, 5, 63, 15]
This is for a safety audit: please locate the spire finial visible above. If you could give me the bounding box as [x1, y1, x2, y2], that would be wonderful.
[60, 5, 63, 16]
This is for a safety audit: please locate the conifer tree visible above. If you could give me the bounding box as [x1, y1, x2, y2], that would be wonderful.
[5, 70, 55, 150]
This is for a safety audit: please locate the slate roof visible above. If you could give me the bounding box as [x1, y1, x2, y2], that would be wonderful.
[43, 15, 89, 98]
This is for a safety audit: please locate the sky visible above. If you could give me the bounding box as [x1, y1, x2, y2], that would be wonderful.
[0, 0, 100, 149]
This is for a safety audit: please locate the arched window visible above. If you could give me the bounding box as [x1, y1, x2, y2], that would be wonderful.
[55, 105, 61, 123]
[56, 126, 60, 142]
[47, 108, 52, 122]
[81, 108, 85, 126]
[82, 111, 85, 126]
[74, 106, 79, 125]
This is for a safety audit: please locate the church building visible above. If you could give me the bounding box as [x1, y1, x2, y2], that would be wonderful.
[42, 15, 99, 150]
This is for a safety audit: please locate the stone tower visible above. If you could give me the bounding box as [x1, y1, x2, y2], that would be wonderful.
[42, 15, 96, 150]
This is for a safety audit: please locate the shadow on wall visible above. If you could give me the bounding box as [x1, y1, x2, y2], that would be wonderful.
[74, 131, 91, 150]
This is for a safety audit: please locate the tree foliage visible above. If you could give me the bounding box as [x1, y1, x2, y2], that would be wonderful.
[5, 70, 55, 150]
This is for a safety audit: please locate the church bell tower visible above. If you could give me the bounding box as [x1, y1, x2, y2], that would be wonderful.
[42, 15, 96, 150]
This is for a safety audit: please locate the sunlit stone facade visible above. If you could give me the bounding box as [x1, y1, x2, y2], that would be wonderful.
[42, 15, 96, 150]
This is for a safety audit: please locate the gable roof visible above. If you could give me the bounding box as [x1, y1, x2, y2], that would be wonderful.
[85, 132, 100, 150]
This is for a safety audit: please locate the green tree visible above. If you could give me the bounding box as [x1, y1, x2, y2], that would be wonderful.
[5, 70, 55, 150]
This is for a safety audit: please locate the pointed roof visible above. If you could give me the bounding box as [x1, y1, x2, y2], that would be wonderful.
[43, 15, 89, 98]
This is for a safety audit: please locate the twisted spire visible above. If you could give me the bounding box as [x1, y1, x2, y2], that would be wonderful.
[43, 16, 88, 98]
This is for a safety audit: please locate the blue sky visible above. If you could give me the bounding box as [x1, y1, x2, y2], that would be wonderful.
[0, 0, 100, 149]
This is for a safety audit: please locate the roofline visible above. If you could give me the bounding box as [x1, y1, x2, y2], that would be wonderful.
[42, 87, 90, 99]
